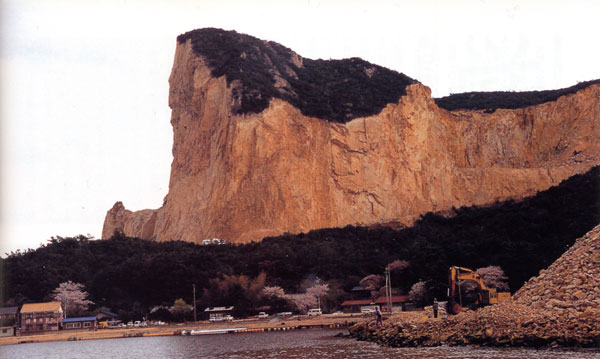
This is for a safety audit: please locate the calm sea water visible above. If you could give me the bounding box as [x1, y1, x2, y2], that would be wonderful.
[2, 329, 599, 359]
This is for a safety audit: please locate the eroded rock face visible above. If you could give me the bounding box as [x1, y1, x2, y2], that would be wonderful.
[102, 34, 600, 243]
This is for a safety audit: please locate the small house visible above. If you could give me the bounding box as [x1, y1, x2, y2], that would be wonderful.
[340, 299, 373, 313]
[96, 309, 118, 322]
[0, 307, 19, 337]
[62, 317, 97, 330]
[204, 306, 234, 321]
[374, 295, 410, 312]
[20, 302, 63, 334]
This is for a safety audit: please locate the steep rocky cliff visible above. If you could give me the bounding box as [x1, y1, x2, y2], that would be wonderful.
[102, 28, 600, 243]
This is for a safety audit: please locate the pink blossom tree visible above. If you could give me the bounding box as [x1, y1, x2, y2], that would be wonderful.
[360, 274, 384, 299]
[476, 266, 509, 291]
[306, 283, 329, 310]
[285, 293, 317, 313]
[51, 281, 94, 318]
[386, 259, 410, 272]
[359, 274, 383, 291]
[262, 286, 285, 298]
[408, 280, 427, 306]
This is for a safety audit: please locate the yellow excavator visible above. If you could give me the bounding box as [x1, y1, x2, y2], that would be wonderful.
[447, 266, 511, 314]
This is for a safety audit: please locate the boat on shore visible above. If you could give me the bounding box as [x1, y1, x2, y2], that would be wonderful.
[188, 327, 247, 335]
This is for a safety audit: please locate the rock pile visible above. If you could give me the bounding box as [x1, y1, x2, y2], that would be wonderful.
[350, 224, 600, 347]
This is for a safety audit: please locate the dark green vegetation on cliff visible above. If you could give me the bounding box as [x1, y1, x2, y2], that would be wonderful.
[435, 79, 600, 111]
[2, 167, 598, 320]
[177, 28, 599, 118]
[177, 28, 416, 122]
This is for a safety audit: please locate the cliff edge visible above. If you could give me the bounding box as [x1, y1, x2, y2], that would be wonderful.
[102, 28, 600, 243]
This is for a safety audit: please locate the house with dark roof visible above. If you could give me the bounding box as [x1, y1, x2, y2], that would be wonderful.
[374, 295, 410, 313]
[340, 299, 373, 313]
[20, 302, 63, 334]
[0, 307, 19, 337]
[62, 317, 97, 330]
[96, 309, 118, 322]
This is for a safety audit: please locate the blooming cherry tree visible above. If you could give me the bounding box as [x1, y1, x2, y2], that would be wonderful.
[51, 281, 94, 318]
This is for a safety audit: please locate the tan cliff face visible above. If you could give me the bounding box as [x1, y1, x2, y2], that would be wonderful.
[102, 39, 600, 243]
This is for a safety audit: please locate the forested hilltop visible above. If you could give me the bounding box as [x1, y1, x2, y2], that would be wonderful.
[3, 166, 598, 321]
[435, 79, 600, 111]
[177, 28, 416, 123]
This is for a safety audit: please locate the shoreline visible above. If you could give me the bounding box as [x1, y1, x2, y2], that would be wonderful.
[349, 311, 600, 349]
[0, 314, 362, 346]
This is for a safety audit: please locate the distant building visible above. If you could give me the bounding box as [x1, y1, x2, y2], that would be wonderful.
[20, 302, 63, 334]
[0, 307, 19, 337]
[202, 238, 226, 245]
[349, 285, 370, 299]
[374, 295, 410, 312]
[96, 309, 118, 322]
[62, 317, 97, 330]
[341, 296, 411, 313]
[340, 299, 373, 313]
[204, 306, 234, 320]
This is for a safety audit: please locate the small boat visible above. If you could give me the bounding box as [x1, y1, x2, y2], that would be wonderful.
[189, 327, 247, 335]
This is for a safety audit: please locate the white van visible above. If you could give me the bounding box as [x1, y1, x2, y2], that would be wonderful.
[307, 308, 322, 316]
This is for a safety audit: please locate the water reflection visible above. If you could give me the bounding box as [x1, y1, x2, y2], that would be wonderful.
[2, 329, 599, 359]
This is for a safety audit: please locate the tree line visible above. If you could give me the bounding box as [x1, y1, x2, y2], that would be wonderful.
[1, 166, 597, 321]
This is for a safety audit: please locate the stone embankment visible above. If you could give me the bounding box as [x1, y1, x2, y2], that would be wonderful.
[350, 225, 600, 347]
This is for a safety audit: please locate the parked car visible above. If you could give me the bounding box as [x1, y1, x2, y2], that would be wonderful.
[258, 312, 269, 319]
[361, 308, 376, 314]
[223, 315, 234, 321]
[307, 308, 322, 316]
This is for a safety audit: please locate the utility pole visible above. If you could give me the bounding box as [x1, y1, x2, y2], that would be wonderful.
[385, 268, 393, 314]
[193, 284, 197, 322]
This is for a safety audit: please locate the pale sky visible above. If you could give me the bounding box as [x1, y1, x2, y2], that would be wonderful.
[1, 0, 599, 255]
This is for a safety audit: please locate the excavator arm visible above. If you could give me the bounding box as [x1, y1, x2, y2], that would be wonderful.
[447, 266, 505, 314]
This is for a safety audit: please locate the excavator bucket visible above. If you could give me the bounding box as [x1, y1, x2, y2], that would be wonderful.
[449, 302, 461, 315]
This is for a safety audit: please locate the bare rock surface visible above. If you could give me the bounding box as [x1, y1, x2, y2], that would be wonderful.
[102, 31, 600, 244]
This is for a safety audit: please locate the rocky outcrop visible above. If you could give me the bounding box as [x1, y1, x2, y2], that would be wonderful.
[102, 29, 600, 243]
[351, 224, 600, 347]
[103, 202, 157, 240]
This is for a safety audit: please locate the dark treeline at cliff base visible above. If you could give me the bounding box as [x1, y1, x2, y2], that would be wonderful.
[2, 166, 598, 321]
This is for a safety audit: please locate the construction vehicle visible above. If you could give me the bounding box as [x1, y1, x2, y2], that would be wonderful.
[447, 266, 511, 314]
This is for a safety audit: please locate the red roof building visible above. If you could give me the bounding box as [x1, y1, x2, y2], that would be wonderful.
[375, 295, 410, 312]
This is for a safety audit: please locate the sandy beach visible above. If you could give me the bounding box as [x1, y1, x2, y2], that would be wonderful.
[0, 313, 365, 346]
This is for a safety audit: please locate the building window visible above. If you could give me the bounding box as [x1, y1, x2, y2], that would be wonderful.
[2, 329, 7, 333]
[83, 322, 91, 327]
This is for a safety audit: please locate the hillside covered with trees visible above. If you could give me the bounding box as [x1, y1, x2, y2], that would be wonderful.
[2, 166, 598, 321]
[434, 79, 600, 111]
[177, 28, 416, 123]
